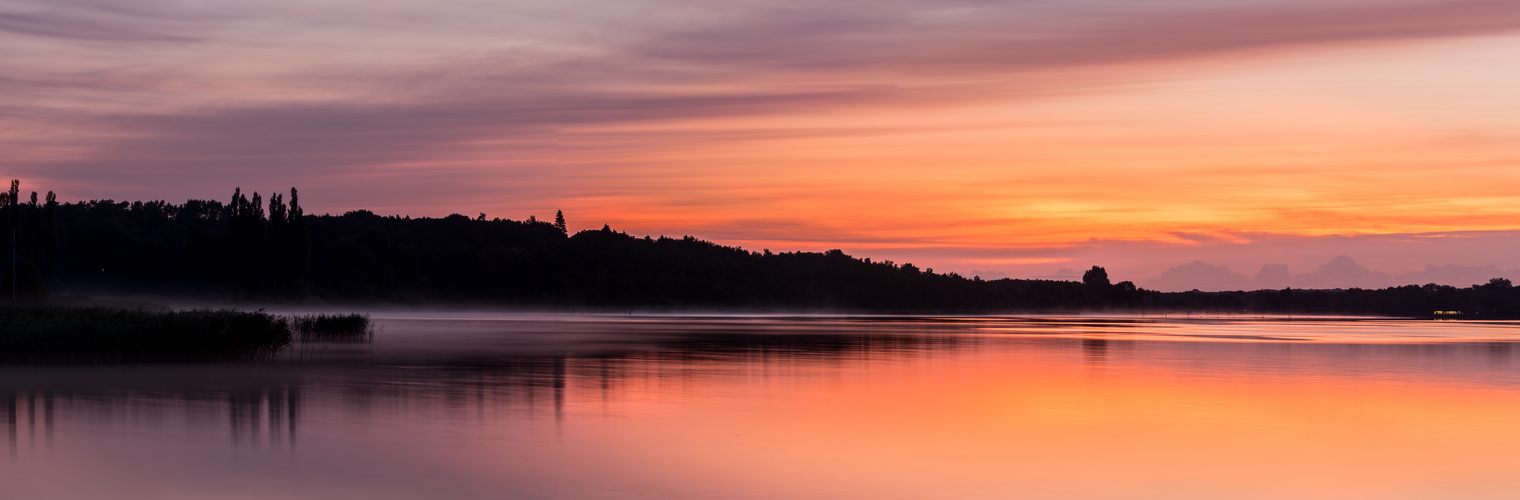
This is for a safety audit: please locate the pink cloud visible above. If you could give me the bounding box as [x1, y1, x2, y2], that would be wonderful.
[7, 0, 1520, 287]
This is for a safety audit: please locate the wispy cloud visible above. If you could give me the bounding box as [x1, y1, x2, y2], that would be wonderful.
[633, 0, 1520, 74]
[7, 0, 1520, 276]
[0, 1, 222, 42]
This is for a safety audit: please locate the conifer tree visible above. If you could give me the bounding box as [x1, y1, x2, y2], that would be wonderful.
[287, 188, 310, 295]
[268, 192, 289, 298]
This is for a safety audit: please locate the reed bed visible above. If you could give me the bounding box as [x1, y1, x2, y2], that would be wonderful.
[0, 303, 292, 362]
[289, 313, 373, 342]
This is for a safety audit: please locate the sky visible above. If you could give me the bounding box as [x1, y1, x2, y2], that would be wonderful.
[6, 0, 1520, 290]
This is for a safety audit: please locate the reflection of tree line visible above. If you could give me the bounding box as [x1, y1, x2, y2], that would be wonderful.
[5, 391, 53, 458]
[226, 386, 301, 449]
[351, 333, 973, 421]
[2, 333, 973, 451]
[4, 387, 301, 453]
[8, 334, 1518, 455]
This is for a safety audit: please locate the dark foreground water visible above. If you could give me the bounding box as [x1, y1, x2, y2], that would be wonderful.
[5, 315, 1520, 499]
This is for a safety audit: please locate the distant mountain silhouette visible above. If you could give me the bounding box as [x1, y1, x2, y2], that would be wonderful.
[970, 269, 1009, 280]
[1144, 261, 1252, 292]
[1147, 256, 1514, 292]
[1295, 255, 1393, 289]
[1253, 263, 1293, 289]
[1395, 264, 1515, 287]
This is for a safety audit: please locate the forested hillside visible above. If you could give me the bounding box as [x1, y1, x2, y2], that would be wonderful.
[4, 180, 1520, 316]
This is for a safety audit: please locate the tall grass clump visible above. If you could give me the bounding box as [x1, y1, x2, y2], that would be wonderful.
[0, 303, 292, 362]
[289, 313, 373, 342]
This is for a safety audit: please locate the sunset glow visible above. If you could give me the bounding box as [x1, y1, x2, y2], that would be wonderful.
[9, 0, 1520, 288]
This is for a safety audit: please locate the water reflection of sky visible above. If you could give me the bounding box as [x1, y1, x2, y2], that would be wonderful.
[5, 316, 1520, 499]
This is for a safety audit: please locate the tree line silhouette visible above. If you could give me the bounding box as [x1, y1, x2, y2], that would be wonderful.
[1, 180, 57, 301]
[6, 180, 1520, 316]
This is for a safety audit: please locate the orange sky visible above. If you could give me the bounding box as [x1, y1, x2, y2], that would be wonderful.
[8, 0, 1520, 288]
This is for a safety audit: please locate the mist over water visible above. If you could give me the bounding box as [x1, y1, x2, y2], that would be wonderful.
[5, 315, 1520, 499]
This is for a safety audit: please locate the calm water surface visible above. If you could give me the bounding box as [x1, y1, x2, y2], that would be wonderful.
[5, 315, 1520, 499]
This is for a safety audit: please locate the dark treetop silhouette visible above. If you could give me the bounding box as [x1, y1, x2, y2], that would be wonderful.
[5, 181, 1520, 316]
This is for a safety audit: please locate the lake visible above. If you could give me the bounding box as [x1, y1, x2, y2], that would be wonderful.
[5, 315, 1520, 499]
